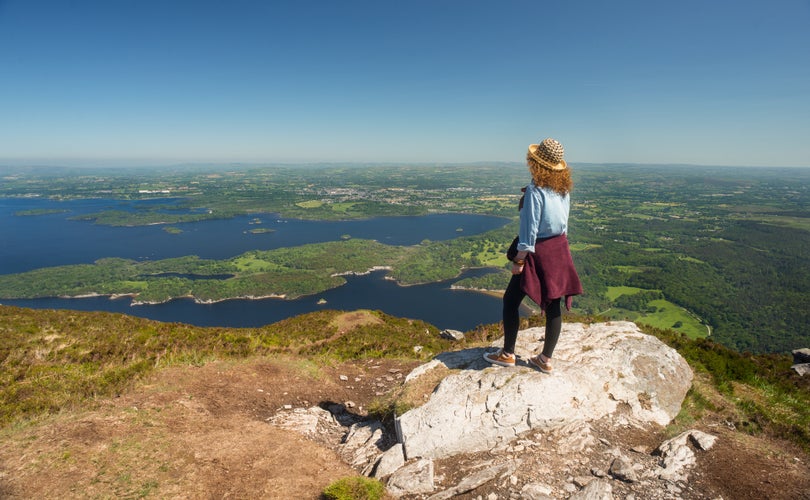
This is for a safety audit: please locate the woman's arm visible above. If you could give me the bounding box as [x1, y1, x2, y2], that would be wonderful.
[517, 185, 543, 253]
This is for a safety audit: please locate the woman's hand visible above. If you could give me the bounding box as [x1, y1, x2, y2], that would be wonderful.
[512, 250, 528, 275]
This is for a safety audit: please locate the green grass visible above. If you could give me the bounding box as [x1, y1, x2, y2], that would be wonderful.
[323, 476, 385, 500]
[0, 306, 455, 427]
[605, 286, 708, 339]
[639, 323, 810, 451]
[569, 242, 602, 251]
[636, 299, 708, 339]
[605, 286, 644, 301]
[677, 255, 706, 264]
[331, 202, 358, 213]
[230, 256, 281, 272]
[612, 265, 644, 273]
[753, 215, 810, 231]
[296, 200, 324, 208]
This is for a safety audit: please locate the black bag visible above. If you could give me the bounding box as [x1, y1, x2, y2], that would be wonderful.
[506, 189, 526, 262]
[506, 236, 519, 262]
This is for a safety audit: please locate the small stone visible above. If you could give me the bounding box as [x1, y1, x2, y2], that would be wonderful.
[573, 476, 594, 488]
[569, 479, 613, 500]
[344, 400, 355, 408]
[372, 444, 405, 479]
[791, 363, 810, 376]
[386, 458, 434, 496]
[440, 329, 465, 341]
[414, 345, 424, 353]
[609, 456, 638, 483]
[339, 375, 349, 381]
[521, 482, 553, 498]
[689, 430, 718, 451]
[792, 348, 810, 364]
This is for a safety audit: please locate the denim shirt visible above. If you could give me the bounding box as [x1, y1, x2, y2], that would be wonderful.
[517, 181, 570, 253]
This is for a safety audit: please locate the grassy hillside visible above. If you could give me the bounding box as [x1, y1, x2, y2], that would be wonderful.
[1, 305, 808, 452]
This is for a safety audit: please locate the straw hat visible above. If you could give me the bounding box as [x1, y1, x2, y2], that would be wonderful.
[528, 138, 567, 171]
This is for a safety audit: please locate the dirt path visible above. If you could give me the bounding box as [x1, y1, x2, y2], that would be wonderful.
[0, 355, 417, 499]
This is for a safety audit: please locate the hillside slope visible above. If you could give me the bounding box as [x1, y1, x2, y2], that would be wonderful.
[1, 306, 808, 498]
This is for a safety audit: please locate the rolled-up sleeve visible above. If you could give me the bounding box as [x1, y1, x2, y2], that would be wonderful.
[518, 186, 542, 253]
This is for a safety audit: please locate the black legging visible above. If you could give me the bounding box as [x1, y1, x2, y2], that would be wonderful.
[502, 274, 562, 358]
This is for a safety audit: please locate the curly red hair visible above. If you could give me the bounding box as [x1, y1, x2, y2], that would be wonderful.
[527, 154, 572, 195]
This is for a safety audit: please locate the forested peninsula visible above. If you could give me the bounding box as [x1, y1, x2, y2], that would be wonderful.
[0, 234, 514, 305]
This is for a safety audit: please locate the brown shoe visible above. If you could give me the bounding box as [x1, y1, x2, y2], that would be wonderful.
[529, 355, 553, 374]
[484, 349, 516, 367]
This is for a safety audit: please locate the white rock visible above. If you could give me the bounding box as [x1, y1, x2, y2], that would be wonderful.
[440, 329, 465, 341]
[568, 479, 613, 499]
[521, 482, 554, 498]
[609, 456, 638, 483]
[791, 363, 810, 376]
[266, 406, 335, 436]
[690, 429, 718, 450]
[387, 458, 434, 497]
[657, 429, 717, 482]
[372, 444, 406, 479]
[397, 322, 693, 459]
[341, 421, 385, 469]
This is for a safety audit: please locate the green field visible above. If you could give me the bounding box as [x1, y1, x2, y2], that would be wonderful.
[635, 300, 708, 339]
[605, 285, 644, 301]
[604, 286, 708, 339]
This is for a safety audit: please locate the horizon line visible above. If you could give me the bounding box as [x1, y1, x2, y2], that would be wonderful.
[1, 159, 809, 170]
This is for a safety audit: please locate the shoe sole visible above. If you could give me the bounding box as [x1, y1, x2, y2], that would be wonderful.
[483, 351, 515, 367]
[528, 356, 552, 374]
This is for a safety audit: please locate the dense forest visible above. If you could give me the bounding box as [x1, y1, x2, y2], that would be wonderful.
[567, 165, 810, 353]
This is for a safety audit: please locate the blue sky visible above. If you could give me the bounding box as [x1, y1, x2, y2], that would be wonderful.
[1, 0, 808, 167]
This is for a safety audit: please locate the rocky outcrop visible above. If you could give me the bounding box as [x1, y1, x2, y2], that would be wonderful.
[656, 430, 718, 482]
[792, 348, 810, 376]
[396, 321, 693, 460]
[269, 322, 708, 498]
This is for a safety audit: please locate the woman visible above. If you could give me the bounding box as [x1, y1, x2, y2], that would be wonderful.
[484, 138, 583, 373]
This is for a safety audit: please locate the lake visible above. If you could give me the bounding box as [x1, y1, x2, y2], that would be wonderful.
[1, 197, 514, 331]
[2, 269, 506, 331]
[0, 197, 507, 272]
